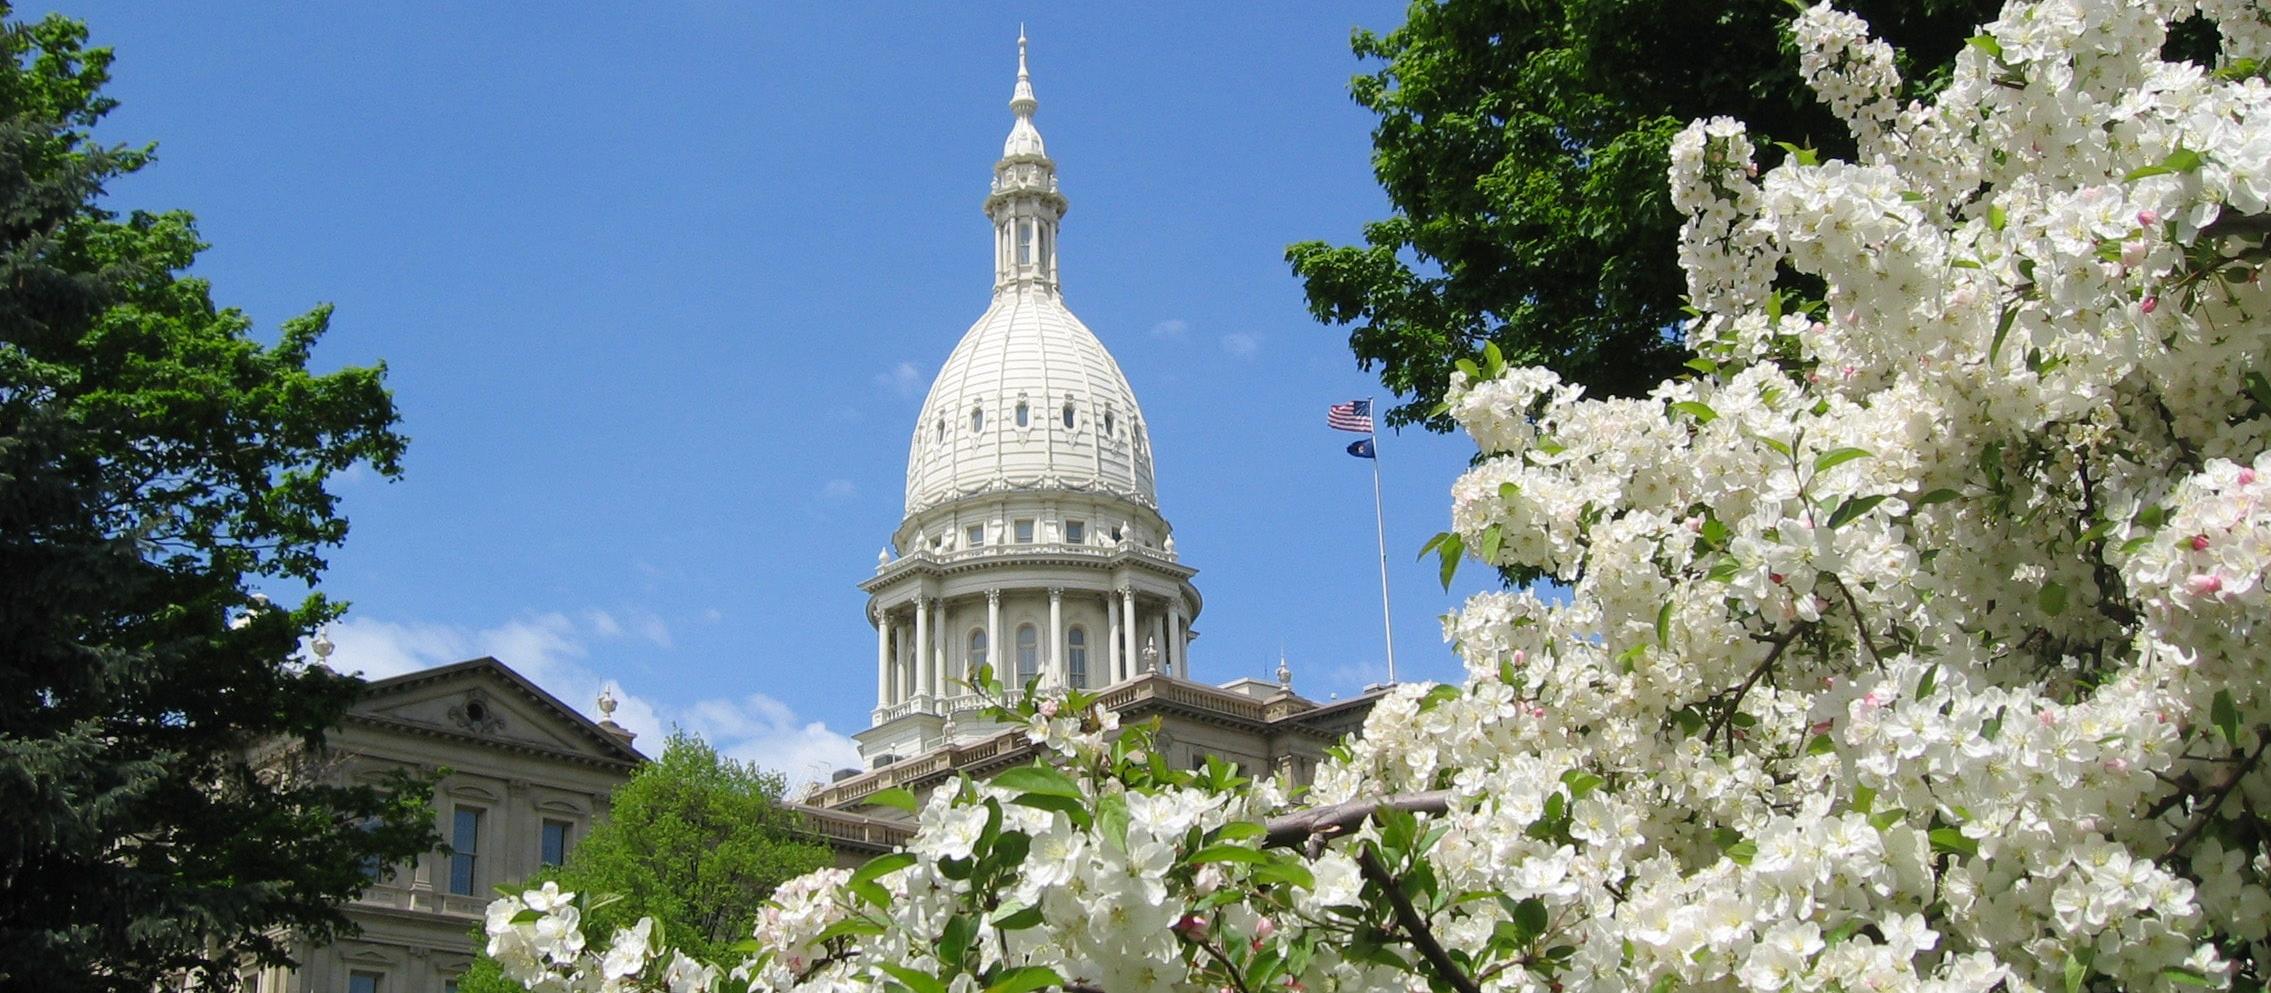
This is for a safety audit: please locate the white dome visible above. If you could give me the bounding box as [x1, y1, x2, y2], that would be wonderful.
[905, 288, 1154, 514]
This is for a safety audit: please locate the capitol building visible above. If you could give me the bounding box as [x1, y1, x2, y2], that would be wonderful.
[261, 38, 1379, 993]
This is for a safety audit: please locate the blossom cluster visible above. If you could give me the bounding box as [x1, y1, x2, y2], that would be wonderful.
[484, 3, 2271, 993]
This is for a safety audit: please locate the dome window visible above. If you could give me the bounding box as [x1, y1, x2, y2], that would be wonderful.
[1064, 519, 1086, 544]
[970, 406, 985, 433]
[1015, 402, 1029, 427]
[1067, 627, 1089, 688]
[936, 417, 945, 443]
[1104, 411, 1115, 436]
[1015, 624, 1039, 687]
[968, 629, 988, 679]
[1062, 402, 1075, 428]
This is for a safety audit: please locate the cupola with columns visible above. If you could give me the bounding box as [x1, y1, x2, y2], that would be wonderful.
[855, 35, 1201, 768]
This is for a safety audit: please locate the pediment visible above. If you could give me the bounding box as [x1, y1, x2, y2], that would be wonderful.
[352, 657, 642, 766]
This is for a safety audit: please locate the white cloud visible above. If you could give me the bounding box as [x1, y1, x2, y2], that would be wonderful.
[1220, 332, 1261, 358]
[319, 611, 858, 788]
[873, 361, 923, 398]
[1151, 318, 1188, 339]
[820, 478, 857, 500]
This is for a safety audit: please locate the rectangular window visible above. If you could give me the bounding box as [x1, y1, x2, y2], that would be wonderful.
[1014, 519, 1035, 544]
[541, 819, 571, 868]
[449, 806, 482, 896]
[1017, 220, 1034, 264]
[445, 982, 459, 993]
[1064, 520, 1085, 544]
[347, 971, 381, 993]
[966, 524, 985, 548]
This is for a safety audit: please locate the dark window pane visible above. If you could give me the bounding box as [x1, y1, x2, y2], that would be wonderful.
[541, 820, 570, 867]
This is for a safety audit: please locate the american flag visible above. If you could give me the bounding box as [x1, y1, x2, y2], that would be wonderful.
[1327, 399, 1374, 433]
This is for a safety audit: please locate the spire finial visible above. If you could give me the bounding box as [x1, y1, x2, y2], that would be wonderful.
[1009, 29, 1039, 119]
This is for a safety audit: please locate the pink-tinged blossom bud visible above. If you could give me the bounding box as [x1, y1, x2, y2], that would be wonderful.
[1174, 915, 1209, 939]
[2185, 573, 2224, 597]
[2141, 295, 2159, 314]
[2104, 757, 2130, 774]
[2038, 709, 2058, 727]
[1254, 917, 1277, 941]
[2191, 534, 2211, 551]
[2138, 209, 2159, 227]
[1039, 699, 1060, 718]
[2240, 468, 2257, 486]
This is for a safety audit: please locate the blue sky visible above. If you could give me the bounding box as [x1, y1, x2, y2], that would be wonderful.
[57, 2, 1509, 780]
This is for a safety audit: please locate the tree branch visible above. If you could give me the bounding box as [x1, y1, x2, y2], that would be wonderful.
[1357, 845, 1484, 993]
[1260, 792, 1454, 850]
[2163, 726, 2271, 859]
[1824, 573, 1883, 667]
[1704, 625, 1804, 750]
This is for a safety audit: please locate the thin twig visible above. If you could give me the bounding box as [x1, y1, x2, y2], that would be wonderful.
[1824, 573, 1883, 667]
[1704, 625, 1805, 750]
[2163, 727, 2271, 859]
[1356, 846, 1484, 993]
[1261, 792, 1454, 850]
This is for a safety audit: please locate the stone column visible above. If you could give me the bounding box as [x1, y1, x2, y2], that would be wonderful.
[1047, 588, 1065, 688]
[1120, 587, 1138, 680]
[929, 598, 945, 696]
[874, 605, 891, 709]
[1106, 593, 1123, 683]
[914, 597, 932, 702]
[1168, 600, 1185, 677]
[986, 590, 1002, 682]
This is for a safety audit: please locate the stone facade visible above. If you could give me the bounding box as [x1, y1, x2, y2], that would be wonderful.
[247, 658, 643, 993]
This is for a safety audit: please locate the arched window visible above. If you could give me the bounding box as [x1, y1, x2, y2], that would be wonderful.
[936, 417, 945, 443]
[1067, 627, 1088, 688]
[1014, 625, 1039, 687]
[1015, 402, 1029, 427]
[1104, 411, 1115, 436]
[967, 630, 988, 680]
[1062, 402, 1075, 428]
[970, 406, 985, 433]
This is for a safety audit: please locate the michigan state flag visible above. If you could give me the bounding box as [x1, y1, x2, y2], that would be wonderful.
[1346, 438, 1375, 459]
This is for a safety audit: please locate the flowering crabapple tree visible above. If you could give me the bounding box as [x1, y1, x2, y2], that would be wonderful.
[484, 1, 2271, 992]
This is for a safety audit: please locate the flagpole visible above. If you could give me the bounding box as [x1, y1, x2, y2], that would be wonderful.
[1366, 400, 1398, 684]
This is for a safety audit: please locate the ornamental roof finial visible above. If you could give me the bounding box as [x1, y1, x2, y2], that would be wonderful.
[1004, 30, 1043, 155]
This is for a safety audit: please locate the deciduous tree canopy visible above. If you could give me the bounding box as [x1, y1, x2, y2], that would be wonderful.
[1285, 0, 2000, 427]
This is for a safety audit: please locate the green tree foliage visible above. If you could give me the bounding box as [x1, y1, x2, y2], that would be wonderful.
[458, 734, 834, 992]
[0, 9, 433, 991]
[1285, 0, 2003, 428]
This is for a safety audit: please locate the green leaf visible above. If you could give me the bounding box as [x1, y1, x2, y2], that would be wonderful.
[1929, 827, 1979, 857]
[2161, 967, 2213, 987]
[1982, 705, 2007, 741]
[1806, 735, 1836, 756]
[2246, 371, 2271, 413]
[1813, 447, 1872, 474]
[1189, 843, 1268, 865]
[992, 763, 1081, 799]
[1499, 482, 1521, 503]
[1852, 784, 1876, 814]
[1759, 435, 1794, 459]
[2064, 947, 2093, 993]
[1008, 791, 1088, 826]
[1966, 34, 2003, 59]
[1480, 524, 1504, 564]
[2038, 581, 2068, 616]
[1512, 896, 1549, 942]
[1917, 664, 1940, 699]
[1987, 203, 2008, 231]
[992, 903, 1044, 930]
[880, 965, 947, 993]
[1561, 769, 1605, 799]
[1655, 601, 1673, 649]
[510, 908, 542, 925]
[1827, 493, 1890, 529]
[1725, 841, 1758, 865]
[1483, 340, 1507, 379]
[1455, 358, 1483, 381]
[866, 787, 920, 814]
[1706, 556, 1741, 583]
[1989, 304, 2020, 367]
[1436, 531, 1465, 590]
[2212, 689, 2239, 744]
[1251, 855, 1314, 890]
[1869, 807, 1906, 831]
[1213, 821, 1267, 842]
[1669, 400, 1719, 425]
[1684, 357, 1720, 376]
[985, 967, 1066, 993]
